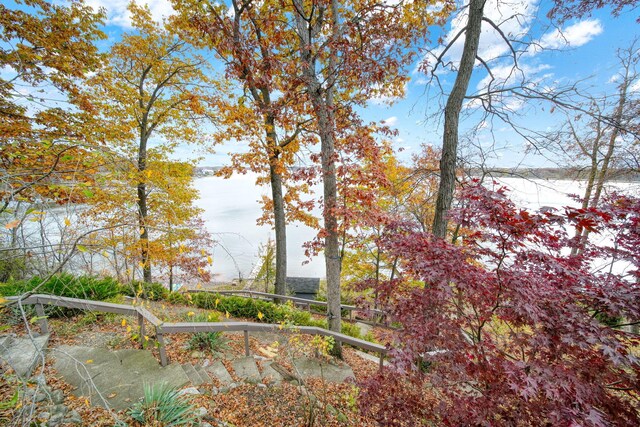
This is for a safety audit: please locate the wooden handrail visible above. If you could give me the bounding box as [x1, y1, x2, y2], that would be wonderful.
[9, 294, 388, 369]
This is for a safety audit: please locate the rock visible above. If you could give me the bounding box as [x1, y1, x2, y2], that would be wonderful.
[191, 350, 205, 359]
[37, 411, 51, 421]
[51, 403, 68, 416]
[34, 374, 47, 387]
[34, 392, 47, 403]
[51, 389, 64, 404]
[257, 384, 267, 389]
[210, 386, 219, 395]
[66, 409, 83, 424]
[178, 387, 200, 396]
[200, 423, 214, 427]
[195, 407, 208, 418]
[48, 413, 65, 426]
[203, 358, 211, 367]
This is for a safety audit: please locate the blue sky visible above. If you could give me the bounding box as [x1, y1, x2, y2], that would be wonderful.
[12, 0, 640, 168]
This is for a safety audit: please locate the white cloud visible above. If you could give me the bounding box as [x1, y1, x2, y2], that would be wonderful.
[538, 19, 603, 50]
[382, 116, 398, 126]
[86, 0, 175, 27]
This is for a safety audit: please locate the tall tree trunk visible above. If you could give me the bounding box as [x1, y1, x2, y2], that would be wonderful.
[432, 0, 486, 238]
[293, 0, 342, 356]
[574, 59, 630, 253]
[269, 154, 287, 299]
[316, 103, 342, 354]
[263, 110, 288, 300]
[138, 133, 151, 283]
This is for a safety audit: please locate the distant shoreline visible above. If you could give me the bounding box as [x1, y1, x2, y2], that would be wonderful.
[467, 167, 640, 183]
[194, 166, 640, 183]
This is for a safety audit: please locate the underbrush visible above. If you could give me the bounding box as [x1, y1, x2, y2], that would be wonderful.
[184, 311, 229, 354]
[0, 273, 367, 341]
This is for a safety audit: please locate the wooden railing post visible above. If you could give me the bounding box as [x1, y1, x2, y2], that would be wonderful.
[137, 311, 145, 349]
[244, 330, 250, 356]
[156, 326, 168, 366]
[35, 303, 49, 334]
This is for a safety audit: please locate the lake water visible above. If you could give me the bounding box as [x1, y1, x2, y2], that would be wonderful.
[194, 174, 324, 282]
[194, 174, 640, 281]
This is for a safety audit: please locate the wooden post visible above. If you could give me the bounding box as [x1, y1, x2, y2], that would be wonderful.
[244, 330, 250, 356]
[137, 312, 145, 349]
[35, 303, 49, 334]
[379, 352, 384, 371]
[156, 326, 168, 366]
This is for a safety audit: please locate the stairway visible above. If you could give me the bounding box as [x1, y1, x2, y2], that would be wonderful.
[179, 356, 283, 388]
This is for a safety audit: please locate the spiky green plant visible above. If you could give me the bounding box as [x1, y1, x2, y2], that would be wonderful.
[185, 311, 229, 354]
[128, 382, 196, 426]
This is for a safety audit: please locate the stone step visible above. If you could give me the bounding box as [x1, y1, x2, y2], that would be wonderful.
[205, 360, 233, 385]
[260, 361, 283, 385]
[181, 363, 207, 386]
[232, 356, 261, 383]
[194, 364, 212, 384]
[0, 335, 14, 350]
[0, 334, 49, 378]
[292, 357, 355, 383]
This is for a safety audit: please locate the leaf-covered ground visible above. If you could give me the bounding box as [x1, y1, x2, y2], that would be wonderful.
[0, 299, 397, 426]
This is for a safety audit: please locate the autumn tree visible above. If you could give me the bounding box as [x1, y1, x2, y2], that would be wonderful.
[358, 182, 640, 426]
[541, 41, 640, 254]
[0, 0, 105, 211]
[0, 0, 106, 278]
[87, 2, 217, 283]
[171, 0, 316, 299]
[340, 145, 443, 311]
[289, 0, 450, 351]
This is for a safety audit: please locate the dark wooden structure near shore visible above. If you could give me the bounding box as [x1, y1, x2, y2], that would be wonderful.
[286, 277, 320, 300]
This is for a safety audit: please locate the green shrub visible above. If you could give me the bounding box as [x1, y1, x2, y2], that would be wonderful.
[0, 274, 121, 300]
[166, 291, 190, 306]
[0, 274, 122, 317]
[0, 248, 27, 282]
[190, 292, 327, 329]
[185, 311, 228, 354]
[164, 291, 365, 341]
[340, 321, 362, 340]
[120, 280, 169, 301]
[128, 382, 197, 426]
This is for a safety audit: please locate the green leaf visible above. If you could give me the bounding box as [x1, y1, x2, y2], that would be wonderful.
[77, 245, 88, 252]
[0, 390, 19, 410]
[82, 189, 94, 198]
[29, 315, 48, 324]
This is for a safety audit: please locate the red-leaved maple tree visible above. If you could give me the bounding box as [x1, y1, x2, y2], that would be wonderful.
[358, 181, 640, 426]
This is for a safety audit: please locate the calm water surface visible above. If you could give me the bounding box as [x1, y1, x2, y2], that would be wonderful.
[194, 174, 639, 281]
